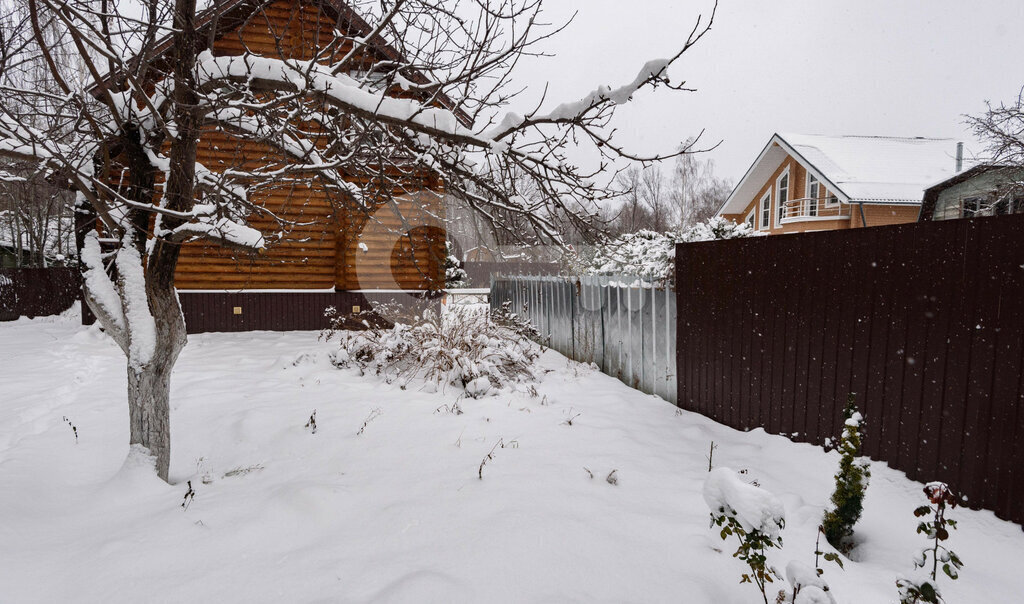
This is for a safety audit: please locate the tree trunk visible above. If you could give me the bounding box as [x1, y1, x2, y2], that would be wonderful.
[126, 277, 186, 481]
[121, 0, 199, 481]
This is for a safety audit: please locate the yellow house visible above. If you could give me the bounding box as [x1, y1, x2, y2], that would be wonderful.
[717, 133, 959, 234]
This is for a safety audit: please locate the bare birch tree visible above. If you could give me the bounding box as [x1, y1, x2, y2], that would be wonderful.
[0, 0, 715, 480]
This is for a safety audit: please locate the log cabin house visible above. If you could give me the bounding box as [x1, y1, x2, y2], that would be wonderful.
[717, 133, 959, 234]
[83, 0, 467, 332]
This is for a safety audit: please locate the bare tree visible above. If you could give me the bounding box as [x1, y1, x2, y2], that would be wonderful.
[671, 138, 731, 228]
[964, 89, 1024, 212]
[0, 0, 715, 480]
[966, 88, 1024, 168]
[0, 164, 76, 267]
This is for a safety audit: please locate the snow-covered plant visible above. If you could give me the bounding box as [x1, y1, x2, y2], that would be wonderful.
[896, 483, 963, 604]
[822, 394, 870, 553]
[704, 467, 786, 604]
[781, 561, 836, 604]
[491, 300, 541, 342]
[328, 305, 539, 397]
[445, 241, 469, 289]
[778, 527, 843, 604]
[585, 217, 755, 285]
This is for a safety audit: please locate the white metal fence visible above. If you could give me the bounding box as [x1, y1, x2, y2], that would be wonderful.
[490, 274, 676, 404]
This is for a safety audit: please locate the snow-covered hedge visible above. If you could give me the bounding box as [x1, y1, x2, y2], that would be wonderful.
[585, 217, 756, 285]
[328, 305, 539, 398]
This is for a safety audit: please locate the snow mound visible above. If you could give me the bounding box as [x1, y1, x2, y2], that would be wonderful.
[786, 560, 836, 604]
[703, 467, 785, 538]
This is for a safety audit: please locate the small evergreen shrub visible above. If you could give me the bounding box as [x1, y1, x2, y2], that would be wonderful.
[896, 482, 963, 604]
[822, 394, 870, 553]
[444, 241, 468, 288]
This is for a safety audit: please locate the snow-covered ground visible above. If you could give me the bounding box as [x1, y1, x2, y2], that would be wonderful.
[2, 311, 1022, 603]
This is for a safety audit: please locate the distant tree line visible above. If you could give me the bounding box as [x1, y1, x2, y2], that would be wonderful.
[605, 138, 732, 235]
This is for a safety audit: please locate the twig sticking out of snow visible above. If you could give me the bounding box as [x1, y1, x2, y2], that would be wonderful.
[62, 416, 78, 442]
[606, 470, 619, 486]
[305, 409, 317, 434]
[561, 408, 581, 426]
[181, 480, 195, 511]
[478, 438, 517, 480]
[356, 408, 382, 436]
[706, 441, 717, 472]
[434, 402, 463, 415]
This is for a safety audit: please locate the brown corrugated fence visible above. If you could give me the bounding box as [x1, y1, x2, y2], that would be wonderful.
[675, 213, 1024, 524]
[0, 268, 81, 321]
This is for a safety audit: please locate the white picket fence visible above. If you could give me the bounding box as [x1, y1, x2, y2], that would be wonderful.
[490, 274, 676, 404]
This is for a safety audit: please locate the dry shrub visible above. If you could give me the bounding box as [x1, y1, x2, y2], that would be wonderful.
[327, 305, 540, 398]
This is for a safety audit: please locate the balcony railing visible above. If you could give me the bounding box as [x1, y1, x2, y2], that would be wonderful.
[780, 197, 850, 222]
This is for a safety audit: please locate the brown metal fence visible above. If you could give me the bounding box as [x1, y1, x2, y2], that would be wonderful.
[675, 213, 1024, 524]
[176, 290, 438, 333]
[0, 268, 80, 321]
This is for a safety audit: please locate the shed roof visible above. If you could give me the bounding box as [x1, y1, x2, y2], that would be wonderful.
[718, 133, 960, 216]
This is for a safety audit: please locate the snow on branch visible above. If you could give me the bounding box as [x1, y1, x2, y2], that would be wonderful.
[114, 230, 156, 369]
[167, 217, 266, 251]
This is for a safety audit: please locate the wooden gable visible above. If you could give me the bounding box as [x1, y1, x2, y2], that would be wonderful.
[123, 0, 448, 291]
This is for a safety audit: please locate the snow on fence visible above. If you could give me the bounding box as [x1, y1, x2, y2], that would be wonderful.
[490, 274, 676, 404]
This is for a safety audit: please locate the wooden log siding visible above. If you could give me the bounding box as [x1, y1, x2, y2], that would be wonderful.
[95, 0, 447, 293]
[675, 212, 1024, 525]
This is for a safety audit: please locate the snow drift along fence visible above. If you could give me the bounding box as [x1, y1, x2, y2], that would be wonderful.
[0, 268, 80, 321]
[675, 212, 1024, 526]
[490, 274, 676, 404]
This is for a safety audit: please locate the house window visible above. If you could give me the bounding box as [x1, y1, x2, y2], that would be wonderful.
[745, 210, 755, 228]
[993, 197, 1011, 216]
[826, 194, 839, 206]
[760, 191, 771, 229]
[806, 174, 820, 217]
[776, 171, 789, 224]
[962, 197, 982, 218]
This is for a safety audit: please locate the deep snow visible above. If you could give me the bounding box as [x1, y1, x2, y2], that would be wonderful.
[1, 311, 1023, 603]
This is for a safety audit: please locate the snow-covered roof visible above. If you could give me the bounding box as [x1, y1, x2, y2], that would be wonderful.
[718, 133, 960, 216]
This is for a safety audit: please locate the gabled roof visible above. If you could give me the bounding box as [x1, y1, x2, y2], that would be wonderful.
[100, 0, 471, 127]
[718, 133, 959, 216]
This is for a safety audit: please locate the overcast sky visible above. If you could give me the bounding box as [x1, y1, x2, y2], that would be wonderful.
[510, 0, 1024, 183]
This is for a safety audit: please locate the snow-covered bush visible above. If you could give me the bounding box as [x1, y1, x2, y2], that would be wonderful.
[703, 467, 786, 604]
[588, 229, 677, 283]
[896, 482, 963, 604]
[822, 394, 871, 553]
[327, 305, 539, 398]
[585, 217, 755, 285]
[445, 241, 469, 289]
